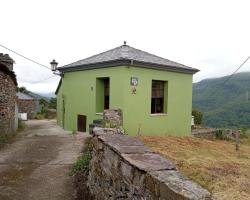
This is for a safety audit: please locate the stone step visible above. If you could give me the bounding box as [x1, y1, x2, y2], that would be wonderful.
[89, 122, 103, 135]
[93, 119, 104, 126]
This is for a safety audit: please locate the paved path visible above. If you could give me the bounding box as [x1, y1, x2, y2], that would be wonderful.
[0, 120, 90, 200]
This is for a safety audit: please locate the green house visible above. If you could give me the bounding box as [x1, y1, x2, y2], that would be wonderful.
[55, 43, 198, 136]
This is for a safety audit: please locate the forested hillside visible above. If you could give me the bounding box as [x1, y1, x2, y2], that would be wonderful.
[193, 72, 250, 128]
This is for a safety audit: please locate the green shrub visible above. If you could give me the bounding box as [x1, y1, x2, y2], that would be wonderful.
[71, 142, 93, 176]
[44, 109, 57, 119]
[192, 109, 203, 125]
[215, 129, 224, 140]
[239, 127, 250, 138]
[34, 113, 45, 120]
[18, 119, 26, 131]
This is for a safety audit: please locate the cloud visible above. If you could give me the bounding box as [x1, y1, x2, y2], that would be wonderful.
[1, 0, 250, 91]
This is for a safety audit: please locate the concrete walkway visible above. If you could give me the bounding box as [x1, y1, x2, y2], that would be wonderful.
[0, 120, 89, 200]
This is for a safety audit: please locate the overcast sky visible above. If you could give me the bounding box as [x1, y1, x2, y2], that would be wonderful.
[1, 0, 250, 94]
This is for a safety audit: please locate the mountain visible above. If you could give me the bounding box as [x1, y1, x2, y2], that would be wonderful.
[193, 72, 250, 128]
[17, 87, 51, 101]
[37, 92, 56, 99]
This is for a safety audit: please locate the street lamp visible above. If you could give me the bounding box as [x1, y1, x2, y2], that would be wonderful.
[50, 59, 62, 76]
[50, 59, 58, 72]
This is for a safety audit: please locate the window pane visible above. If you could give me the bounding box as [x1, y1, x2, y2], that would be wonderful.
[151, 80, 165, 113]
[152, 81, 164, 98]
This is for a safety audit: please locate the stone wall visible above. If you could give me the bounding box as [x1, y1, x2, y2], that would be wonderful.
[0, 53, 14, 71]
[103, 109, 123, 127]
[87, 109, 214, 200]
[192, 128, 240, 140]
[88, 129, 214, 200]
[192, 128, 217, 139]
[0, 70, 17, 135]
[17, 99, 36, 119]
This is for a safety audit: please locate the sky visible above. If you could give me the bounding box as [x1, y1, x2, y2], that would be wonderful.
[1, 0, 250, 94]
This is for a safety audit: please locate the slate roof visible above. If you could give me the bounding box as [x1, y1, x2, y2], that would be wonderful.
[17, 92, 34, 100]
[58, 44, 199, 74]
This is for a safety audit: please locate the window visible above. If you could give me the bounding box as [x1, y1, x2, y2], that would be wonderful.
[151, 80, 167, 114]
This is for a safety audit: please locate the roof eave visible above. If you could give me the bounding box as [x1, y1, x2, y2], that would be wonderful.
[58, 59, 199, 74]
[55, 78, 62, 95]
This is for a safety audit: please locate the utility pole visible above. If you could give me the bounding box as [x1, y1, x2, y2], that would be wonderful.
[235, 131, 240, 151]
[246, 90, 249, 103]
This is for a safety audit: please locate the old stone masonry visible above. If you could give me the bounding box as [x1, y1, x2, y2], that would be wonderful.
[87, 109, 215, 200]
[0, 54, 17, 135]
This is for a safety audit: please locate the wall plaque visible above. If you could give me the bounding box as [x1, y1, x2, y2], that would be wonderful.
[130, 77, 138, 86]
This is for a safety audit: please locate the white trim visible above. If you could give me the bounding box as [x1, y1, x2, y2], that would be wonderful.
[150, 113, 168, 117]
[96, 112, 103, 116]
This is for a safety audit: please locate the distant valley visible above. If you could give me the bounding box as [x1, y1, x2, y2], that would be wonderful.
[193, 72, 250, 128]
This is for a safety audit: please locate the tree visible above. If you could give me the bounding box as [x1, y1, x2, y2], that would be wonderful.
[192, 109, 203, 125]
[39, 98, 48, 113]
[17, 86, 28, 93]
[49, 98, 57, 109]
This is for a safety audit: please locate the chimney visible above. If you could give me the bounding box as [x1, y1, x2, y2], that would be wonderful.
[0, 53, 14, 71]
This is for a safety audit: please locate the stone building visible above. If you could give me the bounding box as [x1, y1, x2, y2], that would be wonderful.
[0, 54, 18, 135]
[17, 92, 36, 119]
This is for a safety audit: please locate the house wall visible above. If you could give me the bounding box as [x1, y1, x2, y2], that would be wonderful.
[123, 67, 193, 135]
[59, 67, 126, 132]
[57, 66, 193, 135]
[0, 70, 17, 135]
[17, 99, 36, 119]
[56, 85, 63, 127]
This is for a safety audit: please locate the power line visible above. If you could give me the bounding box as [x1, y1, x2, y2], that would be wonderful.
[220, 56, 250, 86]
[18, 75, 56, 84]
[0, 43, 51, 70]
[208, 56, 250, 98]
[0, 43, 59, 84]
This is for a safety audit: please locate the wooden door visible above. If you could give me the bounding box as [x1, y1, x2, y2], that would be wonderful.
[77, 115, 86, 132]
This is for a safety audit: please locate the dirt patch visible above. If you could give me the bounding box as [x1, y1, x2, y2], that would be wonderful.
[139, 135, 250, 200]
[73, 171, 93, 200]
[0, 164, 38, 186]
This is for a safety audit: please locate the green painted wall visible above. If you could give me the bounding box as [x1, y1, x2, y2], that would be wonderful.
[56, 84, 63, 127]
[56, 66, 193, 135]
[123, 67, 192, 136]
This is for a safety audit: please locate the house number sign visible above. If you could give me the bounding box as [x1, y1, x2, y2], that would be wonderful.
[130, 77, 138, 86]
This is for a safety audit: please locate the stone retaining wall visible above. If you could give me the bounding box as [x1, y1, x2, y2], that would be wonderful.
[192, 128, 240, 140]
[88, 127, 214, 200]
[0, 65, 17, 135]
[192, 129, 217, 139]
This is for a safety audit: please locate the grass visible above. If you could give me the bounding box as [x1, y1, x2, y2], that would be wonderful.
[71, 142, 93, 176]
[0, 120, 27, 149]
[71, 138, 94, 199]
[138, 136, 250, 200]
[18, 119, 26, 131]
[0, 133, 16, 149]
[34, 113, 45, 120]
